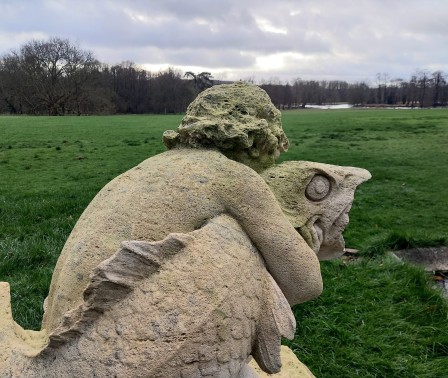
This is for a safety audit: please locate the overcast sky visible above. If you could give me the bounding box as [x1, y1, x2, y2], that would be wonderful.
[1, 0, 447, 83]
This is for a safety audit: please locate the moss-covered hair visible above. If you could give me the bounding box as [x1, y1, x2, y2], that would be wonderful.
[163, 82, 289, 172]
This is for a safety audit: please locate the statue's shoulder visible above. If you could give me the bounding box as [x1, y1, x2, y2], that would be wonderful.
[140, 148, 260, 178]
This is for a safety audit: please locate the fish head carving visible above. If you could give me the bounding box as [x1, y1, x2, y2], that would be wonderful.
[262, 161, 371, 260]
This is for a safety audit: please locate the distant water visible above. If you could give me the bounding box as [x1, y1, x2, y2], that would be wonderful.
[304, 104, 353, 109]
[299, 104, 426, 110]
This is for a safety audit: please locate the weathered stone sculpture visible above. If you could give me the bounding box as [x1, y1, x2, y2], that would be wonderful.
[0, 82, 370, 377]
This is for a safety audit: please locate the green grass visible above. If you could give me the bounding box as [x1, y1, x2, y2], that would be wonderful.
[289, 257, 448, 377]
[1, 110, 447, 376]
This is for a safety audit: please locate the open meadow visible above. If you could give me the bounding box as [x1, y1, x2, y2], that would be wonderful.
[1, 109, 447, 377]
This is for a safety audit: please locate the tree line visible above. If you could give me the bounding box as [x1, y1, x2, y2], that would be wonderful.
[260, 71, 448, 109]
[0, 37, 446, 115]
[0, 37, 209, 115]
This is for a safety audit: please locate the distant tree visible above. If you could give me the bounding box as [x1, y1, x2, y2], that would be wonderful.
[431, 71, 447, 106]
[375, 72, 390, 104]
[260, 80, 284, 108]
[282, 83, 292, 109]
[0, 37, 98, 115]
[152, 68, 195, 113]
[396, 79, 409, 105]
[326, 81, 349, 103]
[184, 71, 214, 91]
[416, 70, 431, 108]
[105, 61, 152, 113]
[349, 82, 370, 106]
[406, 75, 418, 107]
[301, 80, 320, 107]
[385, 78, 403, 105]
[0, 54, 24, 113]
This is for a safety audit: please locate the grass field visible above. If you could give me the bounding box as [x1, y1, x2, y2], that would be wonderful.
[1, 109, 447, 377]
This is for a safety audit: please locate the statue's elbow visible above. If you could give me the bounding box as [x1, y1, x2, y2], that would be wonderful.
[307, 276, 323, 301]
[286, 271, 323, 306]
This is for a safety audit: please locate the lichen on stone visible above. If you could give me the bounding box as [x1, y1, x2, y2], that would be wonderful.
[163, 82, 289, 172]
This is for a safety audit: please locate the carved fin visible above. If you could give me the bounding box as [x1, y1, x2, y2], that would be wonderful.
[266, 273, 296, 340]
[252, 271, 296, 374]
[42, 234, 193, 353]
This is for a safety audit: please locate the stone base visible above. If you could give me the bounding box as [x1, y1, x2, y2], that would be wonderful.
[249, 346, 316, 377]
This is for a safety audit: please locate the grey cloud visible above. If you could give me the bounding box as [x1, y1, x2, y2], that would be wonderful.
[0, 0, 329, 54]
[0, 0, 447, 82]
[110, 46, 256, 69]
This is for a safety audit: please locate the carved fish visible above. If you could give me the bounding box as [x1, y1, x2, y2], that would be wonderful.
[1, 215, 295, 377]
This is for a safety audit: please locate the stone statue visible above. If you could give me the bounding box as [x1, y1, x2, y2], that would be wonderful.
[0, 82, 370, 377]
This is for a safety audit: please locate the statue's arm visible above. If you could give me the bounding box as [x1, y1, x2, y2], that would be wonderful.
[219, 167, 323, 306]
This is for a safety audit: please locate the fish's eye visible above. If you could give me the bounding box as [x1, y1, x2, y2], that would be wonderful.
[306, 174, 331, 201]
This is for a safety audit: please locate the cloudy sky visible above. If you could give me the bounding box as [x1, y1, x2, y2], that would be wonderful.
[1, 0, 447, 83]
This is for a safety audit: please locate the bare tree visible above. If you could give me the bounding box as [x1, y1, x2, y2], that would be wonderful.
[349, 82, 370, 106]
[0, 37, 98, 115]
[375, 72, 390, 104]
[432, 71, 447, 107]
[153, 68, 195, 113]
[415, 70, 431, 108]
[106, 61, 152, 113]
[0, 54, 27, 113]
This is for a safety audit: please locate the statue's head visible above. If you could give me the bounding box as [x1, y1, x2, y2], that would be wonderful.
[163, 82, 289, 172]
